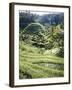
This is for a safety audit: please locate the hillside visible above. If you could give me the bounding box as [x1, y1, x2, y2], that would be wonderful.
[24, 23, 45, 34]
[19, 12, 64, 29]
[36, 13, 64, 26]
[19, 11, 64, 79]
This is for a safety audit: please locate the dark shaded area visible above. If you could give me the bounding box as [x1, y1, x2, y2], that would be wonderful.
[19, 11, 64, 30]
[19, 70, 32, 79]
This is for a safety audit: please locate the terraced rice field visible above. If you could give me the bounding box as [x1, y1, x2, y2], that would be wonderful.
[19, 42, 64, 79]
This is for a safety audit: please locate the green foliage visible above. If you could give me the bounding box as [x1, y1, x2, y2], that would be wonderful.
[19, 12, 64, 79]
[20, 23, 64, 57]
[56, 47, 64, 57]
[60, 23, 64, 29]
[24, 23, 45, 34]
[19, 41, 64, 79]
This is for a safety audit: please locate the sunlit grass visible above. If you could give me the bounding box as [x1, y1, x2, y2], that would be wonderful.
[19, 41, 64, 79]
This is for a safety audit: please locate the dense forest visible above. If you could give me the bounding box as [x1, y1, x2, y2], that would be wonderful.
[19, 11, 64, 79]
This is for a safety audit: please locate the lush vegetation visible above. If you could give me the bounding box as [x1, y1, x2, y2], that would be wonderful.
[19, 11, 64, 79]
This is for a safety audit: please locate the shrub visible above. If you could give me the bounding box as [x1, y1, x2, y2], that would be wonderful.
[56, 47, 64, 57]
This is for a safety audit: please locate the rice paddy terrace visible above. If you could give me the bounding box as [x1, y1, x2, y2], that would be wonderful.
[19, 41, 64, 79]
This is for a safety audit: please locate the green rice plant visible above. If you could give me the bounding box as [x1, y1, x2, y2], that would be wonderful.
[19, 41, 64, 79]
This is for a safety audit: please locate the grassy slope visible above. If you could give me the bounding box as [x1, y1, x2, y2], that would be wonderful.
[19, 41, 64, 79]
